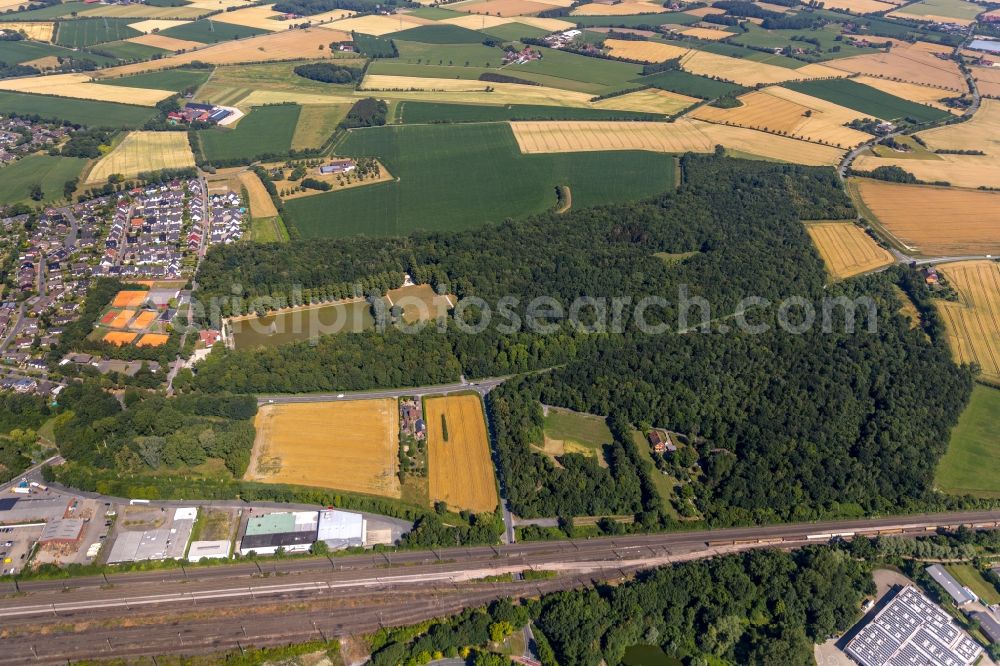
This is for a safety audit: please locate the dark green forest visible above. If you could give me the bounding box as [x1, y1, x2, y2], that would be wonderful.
[186, 154, 973, 525]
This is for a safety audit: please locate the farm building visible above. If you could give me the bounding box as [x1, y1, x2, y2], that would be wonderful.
[239, 511, 318, 555]
[38, 519, 85, 544]
[845, 586, 982, 666]
[927, 564, 978, 606]
[319, 159, 356, 175]
[187, 540, 231, 562]
[317, 509, 366, 550]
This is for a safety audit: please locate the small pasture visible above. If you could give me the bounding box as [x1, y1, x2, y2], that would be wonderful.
[538, 406, 612, 467]
[935, 385, 1000, 497]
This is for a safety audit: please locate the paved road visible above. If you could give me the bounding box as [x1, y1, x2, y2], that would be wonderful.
[256, 377, 506, 404]
[1, 509, 999, 663]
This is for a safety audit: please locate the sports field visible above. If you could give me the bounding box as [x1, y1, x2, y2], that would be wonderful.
[86, 131, 195, 184]
[782, 78, 951, 123]
[692, 87, 872, 148]
[935, 261, 1000, 382]
[935, 385, 1000, 497]
[852, 180, 1000, 255]
[281, 122, 677, 237]
[136, 333, 169, 347]
[0, 72, 173, 106]
[103, 331, 137, 346]
[196, 104, 300, 163]
[248, 400, 401, 498]
[0, 155, 87, 205]
[805, 221, 894, 280]
[425, 395, 498, 513]
[509, 119, 844, 165]
[112, 290, 149, 307]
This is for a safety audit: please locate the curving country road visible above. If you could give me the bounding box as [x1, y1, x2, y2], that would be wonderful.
[1, 509, 999, 664]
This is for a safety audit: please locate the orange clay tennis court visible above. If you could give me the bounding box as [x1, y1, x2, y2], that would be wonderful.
[112, 290, 149, 307]
[100, 310, 121, 325]
[136, 333, 170, 347]
[104, 331, 137, 346]
[129, 310, 159, 330]
[109, 311, 135, 329]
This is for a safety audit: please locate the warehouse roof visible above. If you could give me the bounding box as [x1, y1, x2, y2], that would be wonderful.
[39, 518, 84, 543]
[927, 564, 977, 606]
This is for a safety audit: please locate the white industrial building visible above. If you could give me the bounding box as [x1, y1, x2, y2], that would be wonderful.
[187, 540, 231, 562]
[239, 509, 367, 556]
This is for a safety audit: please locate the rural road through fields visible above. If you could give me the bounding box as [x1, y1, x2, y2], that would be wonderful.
[256, 377, 507, 404]
[2, 510, 999, 663]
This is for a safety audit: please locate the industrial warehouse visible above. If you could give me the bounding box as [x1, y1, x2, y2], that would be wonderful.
[238, 509, 367, 556]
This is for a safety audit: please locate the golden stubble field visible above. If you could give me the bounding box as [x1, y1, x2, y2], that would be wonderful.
[825, 44, 966, 91]
[692, 86, 874, 148]
[0, 72, 172, 105]
[509, 119, 845, 165]
[425, 395, 498, 513]
[805, 221, 894, 279]
[935, 260, 1000, 382]
[86, 131, 195, 184]
[248, 400, 402, 498]
[238, 170, 278, 218]
[853, 179, 1000, 256]
[0, 21, 53, 40]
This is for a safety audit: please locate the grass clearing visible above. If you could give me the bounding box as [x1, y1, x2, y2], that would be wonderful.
[945, 564, 1000, 604]
[540, 406, 612, 467]
[384, 283, 453, 323]
[196, 104, 300, 163]
[425, 394, 498, 513]
[248, 400, 401, 498]
[282, 122, 677, 237]
[805, 221, 894, 280]
[291, 104, 348, 150]
[630, 430, 678, 517]
[852, 180, 1000, 255]
[86, 131, 195, 184]
[935, 261, 1000, 382]
[102, 68, 212, 93]
[0, 155, 87, 206]
[935, 385, 1000, 498]
[249, 216, 290, 242]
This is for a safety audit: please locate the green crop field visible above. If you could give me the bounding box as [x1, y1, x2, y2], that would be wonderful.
[282, 122, 676, 237]
[160, 19, 267, 43]
[388, 23, 487, 43]
[570, 13, 699, 27]
[0, 91, 156, 127]
[730, 24, 877, 60]
[506, 47, 645, 94]
[695, 40, 804, 68]
[404, 6, 465, 20]
[898, 0, 983, 20]
[0, 40, 82, 64]
[353, 32, 396, 58]
[935, 385, 1000, 498]
[103, 67, 213, 92]
[55, 18, 141, 47]
[394, 41, 505, 68]
[396, 101, 663, 123]
[0, 1, 87, 20]
[0, 155, 88, 205]
[93, 39, 170, 61]
[632, 69, 742, 99]
[479, 22, 549, 42]
[196, 104, 300, 163]
[783, 78, 950, 123]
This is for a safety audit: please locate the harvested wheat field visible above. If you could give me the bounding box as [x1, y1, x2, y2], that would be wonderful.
[0, 73, 172, 105]
[571, 1, 668, 14]
[510, 119, 845, 165]
[604, 38, 690, 63]
[678, 26, 734, 40]
[684, 6, 727, 16]
[212, 5, 288, 30]
[592, 87, 698, 114]
[692, 86, 873, 148]
[853, 179, 1000, 255]
[971, 66, 1000, 98]
[97, 28, 340, 77]
[21, 55, 60, 70]
[852, 152, 1000, 190]
[441, 13, 514, 28]
[935, 260, 1000, 381]
[425, 395, 497, 513]
[679, 50, 838, 86]
[825, 46, 965, 91]
[248, 400, 401, 497]
[86, 131, 195, 184]
[322, 13, 431, 35]
[128, 19, 192, 33]
[817, 0, 900, 12]
[239, 170, 279, 218]
[0, 21, 53, 41]
[136, 333, 169, 347]
[917, 99, 1000, 151]
[853, 75, 960, 113]
[806, 221, 894, 279]
[112, 290, 150, 307]
[126, 33, 204, 51]
[0, 0, 34, 9]
[511, 15, 576, 30]
[103, 331, 137, 346]
[360, 74, 598, 106]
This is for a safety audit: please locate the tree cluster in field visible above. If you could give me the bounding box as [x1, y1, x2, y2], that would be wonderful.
[59, 128, 114, 159]
[0, 62, 39, 80]
[53, 382, 257, 477]
[478, 72, 541, 86]
[0, 393, 52, 482]
[186, 154, 973, 526]
[340, 97, 388, 129]
[293, 62, 364, 84]
[273, 0, 411, 15]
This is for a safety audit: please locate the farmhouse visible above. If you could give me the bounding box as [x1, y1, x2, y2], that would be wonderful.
[648, 429, 676, 454]
[319, 159, 356, 175]
[168, 103, 233, 126]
